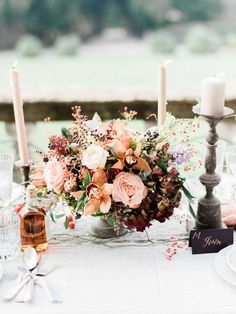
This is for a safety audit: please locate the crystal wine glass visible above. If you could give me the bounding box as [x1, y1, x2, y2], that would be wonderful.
[0, 153, 20, 260]
[0, 209, 20, 260]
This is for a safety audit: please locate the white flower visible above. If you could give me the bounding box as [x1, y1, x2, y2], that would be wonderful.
[82, 144, 109, 169]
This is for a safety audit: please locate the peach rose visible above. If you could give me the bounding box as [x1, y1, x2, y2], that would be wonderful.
[44, 159, 68, 194]
[112, 172, 147, 208]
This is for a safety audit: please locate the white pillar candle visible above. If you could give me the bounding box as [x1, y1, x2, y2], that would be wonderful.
[11, 64, 29, 164]
[158, 61, 171, 130]
[200, 76, 225, 116]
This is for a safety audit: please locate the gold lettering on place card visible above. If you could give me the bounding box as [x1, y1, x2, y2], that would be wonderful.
[202, 236, 222, 248]
[192, 231, 201, 240]
[190, 228, 233, 254]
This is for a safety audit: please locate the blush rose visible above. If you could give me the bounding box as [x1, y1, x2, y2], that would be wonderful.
[44, 159, 68, 194]
[112, 172, 147, 208]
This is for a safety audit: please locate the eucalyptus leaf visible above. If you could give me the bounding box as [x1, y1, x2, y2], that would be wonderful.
[188, 202, 206, 226]
[184, 187, 206, 225]
[107, 216, 115, 227]
[55, 213, 66, 219]
[189, 202, 196, 220]
[182, 185, 195, 201]
[65, 216, 69, 229]
[50, 212, 56, 223]
[61, 127, 72, 139]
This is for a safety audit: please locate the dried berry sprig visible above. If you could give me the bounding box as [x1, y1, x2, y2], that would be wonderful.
[121, 106, 137, 121]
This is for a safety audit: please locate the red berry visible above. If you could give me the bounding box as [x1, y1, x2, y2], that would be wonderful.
[69, 222, 75, 229]
[14, 207, 21, 214]
[68, 214, 74, 222]
[14, 203, 24, 214]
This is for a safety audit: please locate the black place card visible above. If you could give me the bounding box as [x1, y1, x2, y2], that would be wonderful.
[189, 228, 234, 254]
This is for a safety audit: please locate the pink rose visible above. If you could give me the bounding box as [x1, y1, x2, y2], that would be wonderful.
[44, 159, 68, 194]
[112, 172, 147, 208]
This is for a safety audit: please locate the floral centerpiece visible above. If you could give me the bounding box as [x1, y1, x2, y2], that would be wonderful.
[33, 106, 195, 233]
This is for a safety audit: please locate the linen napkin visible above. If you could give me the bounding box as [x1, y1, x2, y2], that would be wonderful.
[4, 252, 62, 303]
[222, 204, 236, 227]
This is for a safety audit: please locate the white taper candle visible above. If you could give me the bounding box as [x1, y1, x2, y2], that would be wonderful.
[11, 63, 29, 164]
[158, 60, 171, 130]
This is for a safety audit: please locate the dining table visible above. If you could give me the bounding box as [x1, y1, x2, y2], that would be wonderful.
[1, 181, 236, 314]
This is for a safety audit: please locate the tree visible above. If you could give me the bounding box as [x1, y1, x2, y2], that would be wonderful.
[171, 0, 222, 21]
[0, 0, 224, 48]
[24, 0, 79, 44]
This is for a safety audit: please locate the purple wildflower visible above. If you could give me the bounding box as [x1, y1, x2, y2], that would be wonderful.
[168, 144, 192, 165]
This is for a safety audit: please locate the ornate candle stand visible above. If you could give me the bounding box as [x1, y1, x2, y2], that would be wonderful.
[193, 106, 234, 229]
[15, 160, 31, 188]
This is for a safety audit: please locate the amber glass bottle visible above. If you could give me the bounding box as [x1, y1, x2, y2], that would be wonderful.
[20, 185, 48, 252]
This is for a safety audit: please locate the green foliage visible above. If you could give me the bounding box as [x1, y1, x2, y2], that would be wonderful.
[185, 26, 221, 53]
[171, 0, 222, 22]
[55, 34, 80, 56]
[55, 213, 66, 219]
[0, 0, 223, 46]
[182, 185, 195, 201]
[61, 127, 72, 139]
[83, 171, 92, 188]
[64, 215, 69, 229]
[150, 31, 176, 53]
[106, 216, 115, 227]
[92, 211, 105, 217]
[157, 162, 168, 173]
[23, 0, 79, 42]
[50, 211, 56, 223]
[182, 185, 197, 221]
[76, 192, 86, 210]
[16, 34, 42, 57]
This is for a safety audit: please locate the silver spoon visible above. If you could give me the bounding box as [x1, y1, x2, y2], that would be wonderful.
[5, 248, 39, 301]
[23, 248, 38, 271]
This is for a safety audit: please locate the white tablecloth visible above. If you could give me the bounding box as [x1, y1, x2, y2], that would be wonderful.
[0, 216, 236, 314]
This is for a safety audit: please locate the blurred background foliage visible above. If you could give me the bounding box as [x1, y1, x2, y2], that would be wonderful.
[0, 0, 222, 49]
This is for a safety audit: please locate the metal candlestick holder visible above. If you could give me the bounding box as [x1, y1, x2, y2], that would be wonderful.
[15, 160, 31, 188]
[193, 105, 234, 229]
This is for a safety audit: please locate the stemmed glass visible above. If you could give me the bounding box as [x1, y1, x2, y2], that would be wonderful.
[0, 153, 21, 260]
[0, 212, 20, 260]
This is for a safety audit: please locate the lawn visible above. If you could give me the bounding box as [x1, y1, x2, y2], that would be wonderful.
[0, 41, 236, 100]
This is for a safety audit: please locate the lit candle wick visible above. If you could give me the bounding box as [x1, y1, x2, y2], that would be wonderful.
[13, 60, 18, 70]
[163, 59, 172, 66]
